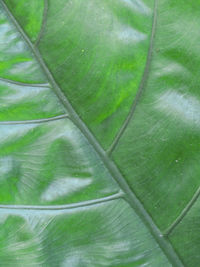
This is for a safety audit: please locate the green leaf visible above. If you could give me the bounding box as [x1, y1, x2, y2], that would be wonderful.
[0, 0, 198, 266]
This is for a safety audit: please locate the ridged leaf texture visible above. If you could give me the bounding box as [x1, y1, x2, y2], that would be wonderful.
[0, 0, 198, 266]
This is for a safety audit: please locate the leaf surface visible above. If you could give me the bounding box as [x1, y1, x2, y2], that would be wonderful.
[0, 0, 198, 266]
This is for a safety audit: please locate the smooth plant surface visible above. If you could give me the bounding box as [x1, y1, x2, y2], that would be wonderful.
[0, 0, 199, 266]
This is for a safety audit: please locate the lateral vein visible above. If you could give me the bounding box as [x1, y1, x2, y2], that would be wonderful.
[35, 0, 48, 46]
[0, 192, 124, 211]
[107, 0, 158, 155]
[0, 114, 68, 125]
[0, 77, 50, 87]
[164, 186, 200, 236]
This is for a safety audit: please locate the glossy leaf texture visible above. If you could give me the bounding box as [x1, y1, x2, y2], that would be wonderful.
[0, 0, 198, 266]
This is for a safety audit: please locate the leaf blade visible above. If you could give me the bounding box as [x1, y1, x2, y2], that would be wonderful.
[0, 0, 191, 266]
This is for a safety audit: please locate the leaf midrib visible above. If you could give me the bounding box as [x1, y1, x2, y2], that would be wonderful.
[1, 1, 184, 266]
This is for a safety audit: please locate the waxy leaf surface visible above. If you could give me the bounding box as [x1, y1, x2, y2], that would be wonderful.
[0, 0, 199, 266]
